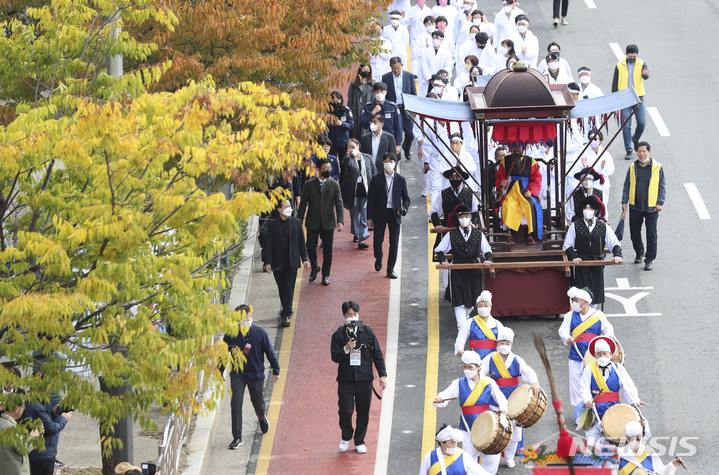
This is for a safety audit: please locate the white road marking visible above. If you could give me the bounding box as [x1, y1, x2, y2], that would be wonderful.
[647, 107, 670, 136]
[606, 291, 661, 317]
[605, 277, 654, 291]
[584, 0, 597, 8]
[684, 183, 711, 220]
[402, 430, 413, 434]
[609, 43, 624, 61]
[604, 313, 662, 318]
[405, 384, 416, 388]
[410, 302, 419, 306]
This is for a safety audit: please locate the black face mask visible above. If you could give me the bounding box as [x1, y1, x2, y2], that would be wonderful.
[627, 57, 635, 63]
[321, 170, 331, 179]
[450, 179, 462, 189]
[359, 70, 371, 78]
[477, 44, 485, 49]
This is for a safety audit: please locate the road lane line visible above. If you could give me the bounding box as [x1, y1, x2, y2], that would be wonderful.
[609, 43, 624, 61]
[684, 183, 711, 220]
[374, 229, 402, 475]
[421, 195, 440, 456]
[584, 0, 597, 9]
[647, 107, 670, 136]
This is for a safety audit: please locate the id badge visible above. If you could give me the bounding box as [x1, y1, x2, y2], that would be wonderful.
[350, 349, 361, 366]
[384, 112, 392, 119]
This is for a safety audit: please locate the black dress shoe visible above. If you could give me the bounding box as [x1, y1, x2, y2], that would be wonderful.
[280, 316, 291, 327]
[386, 270, 397, 279]
[358, 242, 369, 250]
[309, 270, 317, 282]
[634, 253, 644, 264]
[322, 276, 330, 285]
[259, 416, 270, 434]
[353, 235, 359, 243]
[374, 259, 382, 272]
[229, 437, 243, 449]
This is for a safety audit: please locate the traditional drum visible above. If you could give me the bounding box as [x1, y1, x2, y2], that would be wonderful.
[583, 336, 625, 366]
[507, 384, 547, 428]
[601, 403, 644, 446]
[470, 410, 513, 454]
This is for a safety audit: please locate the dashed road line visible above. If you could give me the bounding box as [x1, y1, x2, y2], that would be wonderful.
[609, 43, 624, 61]
[647, 107, 670, 137]
[684, 183, 711, 220]
[585, 0, 597, 9]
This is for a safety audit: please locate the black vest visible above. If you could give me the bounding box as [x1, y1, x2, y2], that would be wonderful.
[573, 219, 606, 259]
[441, 185, 474, 220]
[572, 189, 604, 221]
[448, 228, 483, 263]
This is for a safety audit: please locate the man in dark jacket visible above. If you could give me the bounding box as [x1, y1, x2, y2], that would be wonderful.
[297, 159, 344, 286]
[367, 153, 410, 279]
[382, 57, 417, 160]
[360, 82, 403, 158]
[25, 400, 72, 475]
[360, 114, 397, 171]
[222, 304, 280, 450]
[262, 200, 310, 326]
[340, 139, 377, 249]
[330, 300, 387, 454]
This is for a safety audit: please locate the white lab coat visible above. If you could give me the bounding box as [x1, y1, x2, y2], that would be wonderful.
[545, 67, 573, 85]
[419, 45, 455, 95]
[383, 23, 410, 66]
[404, 4, 434, 42]
[537, 57, 574, 82]
[432, 4, 460, 38]
[370, 37, 394, 82]
[493, 6, 524, 46]
[510, 29, 539, 68]
[456, 41, 496, 76]
[582, 145, 615, 194]
[578, 81, 603, 99]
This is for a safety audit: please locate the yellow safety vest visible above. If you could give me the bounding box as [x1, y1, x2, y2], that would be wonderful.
[628, 159, 662, 208]
[617, 57, 645, 96]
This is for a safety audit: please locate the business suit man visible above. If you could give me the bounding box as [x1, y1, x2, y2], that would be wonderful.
[382, 57, 417, 161]
[297, 158, 344, 285]
[360, 113, 397, 172]
[340, 138, 377, 249]
[262, 201, 310, 326]
[367, 153, 411, 279]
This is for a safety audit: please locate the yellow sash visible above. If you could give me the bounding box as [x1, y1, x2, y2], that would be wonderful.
[491, 352, 512, 379]
[463, 377, 491, 407]
[572, 313, 600, 339]
[473, 316, 497, 341]
[429, 448, 463, 475]
[589, 361, 610, 393]
[618, 449, 652, 475]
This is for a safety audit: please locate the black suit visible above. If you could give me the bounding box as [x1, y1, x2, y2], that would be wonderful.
[360, 131, 397, 172]
[297, 177, 344, 278]
[262, 216, 308, 318]
[382, 70, 417, 159]
[367, 171, 410, 272]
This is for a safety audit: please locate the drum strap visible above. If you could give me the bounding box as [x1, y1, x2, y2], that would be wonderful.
[473, 316, 497, 341]
[589, 361, 611, 393]
[618, 449, 653, 475]
[429, 448, 463, 475]
[491, 352, 512, 378]
[572, 314, 600, 339]
[462, 377, 491, 407]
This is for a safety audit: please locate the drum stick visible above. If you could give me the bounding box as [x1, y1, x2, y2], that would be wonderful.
[680, 461, 694, 475]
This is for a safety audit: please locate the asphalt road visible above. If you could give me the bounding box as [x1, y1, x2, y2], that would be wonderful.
[386, 0, 718, 473]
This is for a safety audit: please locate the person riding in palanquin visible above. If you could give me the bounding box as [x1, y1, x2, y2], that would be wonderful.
[434, 351, 508, 474]
[418, 424, 489, 475]
[455, 290, 505, 359]
[558, 286, 614, 408]
[563, 195, 623, 306]
[565, 167, 606, 223]
[479, 327, 540, 469]
[579, 336, 645, 444]
[618, 421, 683, 475]
[494, 142, 543, 245]
[436, 205, 493, 331]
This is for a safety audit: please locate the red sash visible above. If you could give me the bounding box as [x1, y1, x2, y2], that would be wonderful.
[574, 332, 600, 343]
[595, 392, 619, 403]
[495, 377, 520, 387]
[470, 339, 497, 349]
[461, 404, 490, 415]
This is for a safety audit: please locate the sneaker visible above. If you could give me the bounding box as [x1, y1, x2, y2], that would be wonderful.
[644, 260, 653, 271]
[561, 18, 569, 25]
[506, 458, 516, 468]
[229, 437, 243, 449]
[421, 191, 428, 197]
[624, 151, 633, 160]
[353, 235, 359, 243]
[54, 460, 67, 468]
[553, 18, 559, 27]
[259, 416, 270, 434]
[339, 439, 351, 452]
[356, 444, 367, 454]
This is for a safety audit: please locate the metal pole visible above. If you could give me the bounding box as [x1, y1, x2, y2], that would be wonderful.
[105, 10, 123, 78]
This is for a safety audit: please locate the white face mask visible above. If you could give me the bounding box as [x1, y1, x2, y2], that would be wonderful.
[583, 209, 595, 220]
[464, 62, 472, 72]
[240, 320, 252, 328]
[444, 445, 457, 455]
[570, 301, 583, 313]
[351, 148, 359, 157]
[458, 217, 471, 228]
[629, 439, 642, 453]
[476, 306, 491, 317]
[432, 38, 442, 48]
[463, 369, 478, 379]
[517, 25, 527, 34]
[503, 5, 512, 13]
[548, 62, 558, 71]
[582, 179, 594, 189]
[432, 86, 444, 95]
[596, 356, 611, 367]
[498, 46, 508, 56]
[346, 316, 359, 324]
[497, 344, 511, 355]
[370, 123, 379, 132]
[375, 93, 386, 102]
[580, 75, 591, 85]
[463, 4, 472, 10]
[282, 207, 293, 217]
[472, 18, 481, 26]
[638, 156, 650, 163]
[426, 25, 436, 33]
[591, 138, 600, 149]
[383, 162, 394, 173]
[390, 19, 400, 27]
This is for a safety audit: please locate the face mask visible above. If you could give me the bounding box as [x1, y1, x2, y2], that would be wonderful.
[351, 148, 359, 157]
[432, 38, 442, 48]
[548, 62, 558, 71]
[390, 19, 400, 27]
[458, 217, 471, 228]
[375, 93, 386, 102]
[517, 25, 527, 34]
[476, 306, 491, 317]
[638, 156, 650, 163]
[580, 75, 591, 85]
[582, 179, 594, 189]
[498, 46, 508, 56]
[464, 62, 472, 72]
[472, 18, 481, 26]
[583, 209, 595, 220]
[432, 86, 444, 95]
[497, 344, 511, 355]
[359, 70, 370, 78]
[384, 162, 394, 173]
[370, 123, 379, 132]
[570, 301, 582, 313]
[240, 320, 252, 328]
[591, 138, 600, 148]
[439, 0, 448, 5]
[426, 25, 435, 33]
[321, 170, 331, 179]
[444, 446, 457, 455]
[462, 4, 472, 10]
[596, 356, 611, 367]
[503, 5, 512, 13]
[476, 43, 485, 50]
[463, 369, 478, 379]
[449, 178, 462, 188]
[282, 207, 293, 217]
[626, 57, 635, 63]
[629, 439, 642, 453]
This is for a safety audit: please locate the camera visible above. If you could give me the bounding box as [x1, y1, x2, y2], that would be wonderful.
[141, 462, 157, 475]
[346, 319, 363, 328]
[399, 206, 407, 216]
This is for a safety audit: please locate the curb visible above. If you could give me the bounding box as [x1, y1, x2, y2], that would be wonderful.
[182, 215, 259, 475]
